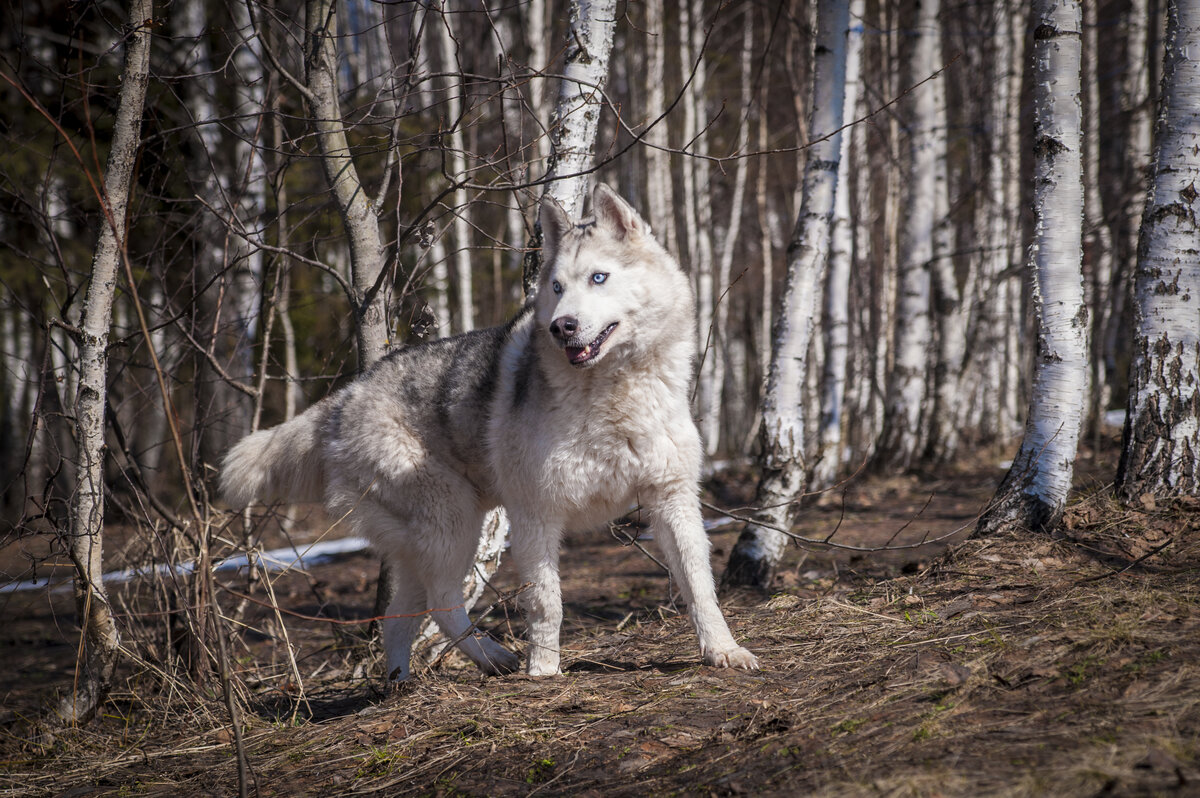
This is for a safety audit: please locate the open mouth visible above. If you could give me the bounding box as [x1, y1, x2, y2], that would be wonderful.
[565, 323, 618, 366]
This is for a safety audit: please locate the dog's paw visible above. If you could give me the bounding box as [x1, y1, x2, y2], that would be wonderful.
[525, 652, 562, 677]
[525, 665, 563, 677]
[705, 646, 760, 670]
[479, 645, 521, 676]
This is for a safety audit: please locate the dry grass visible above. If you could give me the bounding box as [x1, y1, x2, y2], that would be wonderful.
[2, 486, 1199, 797]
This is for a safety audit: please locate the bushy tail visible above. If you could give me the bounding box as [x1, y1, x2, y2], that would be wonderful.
[219, 401, 329, 507]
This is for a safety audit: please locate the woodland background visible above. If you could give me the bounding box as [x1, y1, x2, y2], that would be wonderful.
[2, 0, 1199, 794]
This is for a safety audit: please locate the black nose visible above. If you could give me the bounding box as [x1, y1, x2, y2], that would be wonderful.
[550, 315, 579, 341]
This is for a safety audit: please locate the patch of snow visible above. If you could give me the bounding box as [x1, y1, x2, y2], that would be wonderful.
[0, 536, 372, 595]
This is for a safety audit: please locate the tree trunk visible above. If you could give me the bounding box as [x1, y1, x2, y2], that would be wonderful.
[711, 14, 755, 455]
[61, 0, 152, 724]
[411, 1, 452, 334]
[814, 0, 865, 487]
[643, 0, 675, 256]
[304, 0, 391, 369]
[175, 0, 255, 476]
[1116, 0, 1200, 501]
[489, 8, 533, 279]
[521, 0, 617, 293]
[878, 0, 944, 470]
[1082, 0, 1116, 439]
[977, 0, 1088, 537]
[434, 5, 475, 333]
[678, 0, 718, 453]
[724, 0, 851, 590]
[524, 0, 550, 170]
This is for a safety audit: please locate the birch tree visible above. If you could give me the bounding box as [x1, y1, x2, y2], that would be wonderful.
[62, 0, 151, 723]
[878, 0, 945, 470]
[434, 6, 475, 333]
[677, 0, 718, 452]
[725, 0, 851, 589]
[302, 0, 391, 369]
[1116, 0, 1200, 500]
[977, 0, 1088, 536]
[410, 1, 452, 333]
[522, 0, 617, 292]
[175, 0, 260, 472]
[643, 0, 675, 256]
[814, 0, 866, 487]
[1083, 0, 1116, 434]
[711, 14, 755, 454]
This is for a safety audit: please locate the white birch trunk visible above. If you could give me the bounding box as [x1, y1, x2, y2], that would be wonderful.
[1083, 0, 1116, 435]
[175, 0, 248, 469]
[1117, 0, 1200, 500]
[1126, 0, 1156, 232]
[62, 0, 151, 723]
[1000, 1, 1027, 440]
[643, 0, 675, 255]
[710, 16, 755, 455]
[926, 30, 964, 464]
[411, 2, 452, 334]
[725, 0, 851, 589]
[434, 6, 475, 333]
[522, 0, 617, 292]
[304, 0, 391, 368]
[978, 0, 1088, 536]
[489, 9, 532, 277]
[229, 0, 267, 367]
[977, 0, 1026, 443]
[524, 0, 550, 171]
[880, 0, 942, 470]
[814, 0, 865, 487]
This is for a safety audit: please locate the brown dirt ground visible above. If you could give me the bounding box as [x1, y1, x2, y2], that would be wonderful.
[3, 444, 1200, 797]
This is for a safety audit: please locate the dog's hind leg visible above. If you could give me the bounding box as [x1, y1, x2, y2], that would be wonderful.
[379, 556, 427, 681]
[421, 509, 520, 676]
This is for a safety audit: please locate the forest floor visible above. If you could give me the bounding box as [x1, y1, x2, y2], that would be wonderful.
[3, 439, 1200, 796]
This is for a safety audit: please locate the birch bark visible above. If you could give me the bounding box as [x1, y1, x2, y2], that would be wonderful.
[977, 0, 1089, 536]
[879, 0, 943, 470]
[814, 0, 865, 487]
[1116, 0, 1200, 500]
[489, 8, 532, 277]
[175, 0, 257, 472]
[1083, 0, 1116, 436]
[434, 6, 475, 333]
[710, 15, 755, 454]
[643, 0, 675, 255]
[724, 0, 851, 589]
[678, 0, 718, 452]
[304, 0, 391, 369]
[63, 0, 151, 723]
[521, 0, 617, 293]
[411, 2, 451, 334]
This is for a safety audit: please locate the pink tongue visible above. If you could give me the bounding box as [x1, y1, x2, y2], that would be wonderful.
[567, 345, 591, 363]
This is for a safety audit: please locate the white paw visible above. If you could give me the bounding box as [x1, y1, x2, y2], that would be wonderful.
[704, 646, 760, 670]
[526, 652, 562, 676]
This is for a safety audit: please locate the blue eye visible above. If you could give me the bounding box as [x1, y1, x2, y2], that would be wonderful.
[552, 280, 562, 295]
[591, 272, 608, 285]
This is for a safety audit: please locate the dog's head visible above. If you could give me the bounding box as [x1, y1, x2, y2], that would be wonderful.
[535, 183, 694, 369]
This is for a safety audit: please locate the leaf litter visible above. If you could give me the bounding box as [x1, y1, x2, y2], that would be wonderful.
[2, 462, 1199, 796]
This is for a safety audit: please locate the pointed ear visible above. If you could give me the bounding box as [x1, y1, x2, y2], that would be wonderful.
[539, 196, 572, 264]
[592, 183, 647, 240]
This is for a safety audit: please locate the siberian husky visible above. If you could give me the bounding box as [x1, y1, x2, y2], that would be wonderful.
[221, 184, 758, 679]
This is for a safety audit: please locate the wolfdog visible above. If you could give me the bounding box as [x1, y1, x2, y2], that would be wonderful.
[221, 184, 758, 679]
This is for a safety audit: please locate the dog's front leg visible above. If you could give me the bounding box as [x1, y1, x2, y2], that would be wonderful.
[648, 486, 759, 670]
[508, 518, 564, 676]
